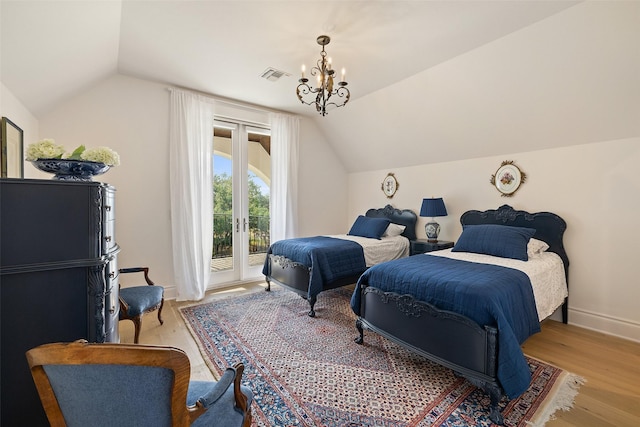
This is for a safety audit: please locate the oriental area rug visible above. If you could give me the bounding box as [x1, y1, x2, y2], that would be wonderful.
[180, 287, 583, 427]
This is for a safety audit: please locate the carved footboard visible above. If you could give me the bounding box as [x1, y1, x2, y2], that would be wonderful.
[355, 285, 506, 424]
[264, 254, 311, 296]
[265, 254, 358, 317]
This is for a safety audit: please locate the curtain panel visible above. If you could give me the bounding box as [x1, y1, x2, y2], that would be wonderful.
[169, 89, 215, 301]
[269, 113, 300, 242]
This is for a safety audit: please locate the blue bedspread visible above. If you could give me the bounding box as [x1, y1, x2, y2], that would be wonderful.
[350, 254, 540, 399]
[263, 236, 367, 300]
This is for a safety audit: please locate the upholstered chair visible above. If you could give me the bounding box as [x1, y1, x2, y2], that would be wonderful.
[26, 340, 253, 427]
[118, 267, 164, 343]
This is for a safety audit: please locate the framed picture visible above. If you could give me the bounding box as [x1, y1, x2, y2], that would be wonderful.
[1, 117, 24, 178]
[381, 172, 399, 198]
[490, 160, 526, 197]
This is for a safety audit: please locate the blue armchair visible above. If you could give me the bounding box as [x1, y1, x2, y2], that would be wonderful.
[119, 266, 164, 343]
[26, 340, 252, 427]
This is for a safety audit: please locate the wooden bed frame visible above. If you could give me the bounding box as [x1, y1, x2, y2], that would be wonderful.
[353, 205, 569, 425]
[264, 205, 418, 317]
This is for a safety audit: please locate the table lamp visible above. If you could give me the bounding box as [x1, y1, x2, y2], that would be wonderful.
[420, 198, 447, 242]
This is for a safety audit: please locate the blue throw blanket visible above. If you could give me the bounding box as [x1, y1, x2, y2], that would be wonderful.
[263, 236, 367, 300]
[350, 254, 540, 399]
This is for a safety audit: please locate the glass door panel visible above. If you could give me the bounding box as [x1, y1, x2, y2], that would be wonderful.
[211, 121, 270, 287]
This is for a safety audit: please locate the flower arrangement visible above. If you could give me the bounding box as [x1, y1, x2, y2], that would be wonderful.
[26, 139, 121, 166]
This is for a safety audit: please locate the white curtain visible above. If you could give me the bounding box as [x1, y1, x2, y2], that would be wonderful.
[269, 113, 300, 242]
[169, 89, 215, 301]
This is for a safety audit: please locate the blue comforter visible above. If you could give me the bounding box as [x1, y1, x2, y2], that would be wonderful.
[350, 254, 540, 399]
[263, 236, 367, 300]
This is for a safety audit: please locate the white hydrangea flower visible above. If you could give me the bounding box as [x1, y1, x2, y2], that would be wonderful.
[25, 139, 66, 161]
[81, 146, 121, 166]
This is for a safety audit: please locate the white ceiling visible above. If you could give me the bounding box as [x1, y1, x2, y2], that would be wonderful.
[5, 1, 637, 174]
[1, 0, 580, 118]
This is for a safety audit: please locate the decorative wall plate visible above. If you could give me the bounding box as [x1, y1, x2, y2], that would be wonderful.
[381, 172, 399, 198]
[490, 161, 526, 197]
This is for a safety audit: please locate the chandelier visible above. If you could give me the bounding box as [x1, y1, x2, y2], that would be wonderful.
[296, 35, 350, 116]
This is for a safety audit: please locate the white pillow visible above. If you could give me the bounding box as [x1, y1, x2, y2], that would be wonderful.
[527, 238, 549, 258]
[383, 223, 406, 237]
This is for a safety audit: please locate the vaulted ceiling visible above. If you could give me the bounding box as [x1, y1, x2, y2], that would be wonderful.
[2, 1, 637, 172]
[2, 0, 578, 117]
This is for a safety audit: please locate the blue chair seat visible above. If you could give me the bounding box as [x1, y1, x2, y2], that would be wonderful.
[120, 286, 164, 317]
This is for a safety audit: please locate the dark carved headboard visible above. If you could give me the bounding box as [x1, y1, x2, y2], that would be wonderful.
[460, 204, 569, 322]
[460, 205, 569, 270]
[365, 204, 418, 241]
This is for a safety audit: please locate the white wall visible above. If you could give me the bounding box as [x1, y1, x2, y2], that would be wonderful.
[36, 74, 349, 298]
[297, 118, 349, 237]
[38, 75, 174, 291]
[1, 83, 39, 173]
[348, 138, 640, 342]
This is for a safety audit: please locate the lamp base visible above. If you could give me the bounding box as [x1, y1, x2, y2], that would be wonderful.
[425, 221, 441, 243]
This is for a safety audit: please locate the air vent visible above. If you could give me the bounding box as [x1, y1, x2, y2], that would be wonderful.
[261, 67, 290, 82]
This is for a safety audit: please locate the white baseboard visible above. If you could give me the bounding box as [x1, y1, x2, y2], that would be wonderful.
[164, 285, 177, 300]
[569, 307, 640, 343]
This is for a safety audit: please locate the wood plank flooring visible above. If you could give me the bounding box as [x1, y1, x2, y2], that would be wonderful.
[119, 283, 640, 426]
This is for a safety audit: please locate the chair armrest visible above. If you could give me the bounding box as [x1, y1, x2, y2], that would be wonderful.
[196, 367, 237, 408]
[197, 363, 250, 417]
[119, 267, 155, 286]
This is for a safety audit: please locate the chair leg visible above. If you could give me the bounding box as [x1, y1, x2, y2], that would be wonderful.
[132, 316, 142, 344]
[157, 298, 165, 325]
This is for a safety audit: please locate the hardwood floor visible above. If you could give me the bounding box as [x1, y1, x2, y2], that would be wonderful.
[119, 283, 640, 426]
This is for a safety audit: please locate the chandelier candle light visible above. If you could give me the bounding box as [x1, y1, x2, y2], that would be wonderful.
[297, 35, 350, 116]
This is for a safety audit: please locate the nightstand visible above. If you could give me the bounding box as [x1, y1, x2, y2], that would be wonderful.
[410, 239, 454, 256]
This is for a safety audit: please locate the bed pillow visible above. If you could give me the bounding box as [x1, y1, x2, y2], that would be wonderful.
[527, 238, 549, 258]
[452, 224, 536, 261]
[348, 216, 390, 240]
[383, 223, 406, 237]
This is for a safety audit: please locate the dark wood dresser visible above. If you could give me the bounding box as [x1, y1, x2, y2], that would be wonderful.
[0, 178, 120, 426]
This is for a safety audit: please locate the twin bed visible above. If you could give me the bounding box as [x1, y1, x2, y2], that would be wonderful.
[351, 204, 569, 424]
[263, 204, 569, 424]
[262, 204, 417, 316]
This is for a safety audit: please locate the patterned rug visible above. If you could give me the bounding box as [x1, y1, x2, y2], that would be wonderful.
[180, 287, 583, 427]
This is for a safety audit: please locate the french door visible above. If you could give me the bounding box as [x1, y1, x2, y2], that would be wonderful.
[211, 119, 270, 287]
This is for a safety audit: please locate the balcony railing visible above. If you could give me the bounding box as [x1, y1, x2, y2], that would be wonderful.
[212, 213, 270, 259]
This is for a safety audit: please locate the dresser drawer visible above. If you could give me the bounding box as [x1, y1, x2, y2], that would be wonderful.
[105, 256, 118, 287]
[103, 219, 116, 252]
[103, 186, 116, 222]
[104, 283, 120, 343]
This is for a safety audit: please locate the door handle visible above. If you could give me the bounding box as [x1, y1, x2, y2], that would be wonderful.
[236, 218, 240, 232]
[243, 218, 247, 232]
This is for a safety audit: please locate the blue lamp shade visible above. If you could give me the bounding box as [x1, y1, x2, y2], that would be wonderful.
[419, 198, 447, 242]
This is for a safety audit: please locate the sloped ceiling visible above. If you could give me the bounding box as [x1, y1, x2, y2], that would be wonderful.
[3, 1, 638, 172]
[2, 0, 578, 117]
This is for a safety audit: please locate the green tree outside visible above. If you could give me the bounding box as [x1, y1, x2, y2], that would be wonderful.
[213, 172, 270, 257]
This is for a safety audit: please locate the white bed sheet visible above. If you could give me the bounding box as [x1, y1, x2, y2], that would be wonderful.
[428, 248, 568, 321]
[326, 234, 410, 267]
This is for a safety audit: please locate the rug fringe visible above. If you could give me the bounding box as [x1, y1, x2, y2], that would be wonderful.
[526, 372, 586, 427]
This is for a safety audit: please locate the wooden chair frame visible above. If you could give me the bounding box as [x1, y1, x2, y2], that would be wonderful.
[26, 340, 252, 427]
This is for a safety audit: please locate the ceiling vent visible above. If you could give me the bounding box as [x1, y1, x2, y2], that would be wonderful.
[261, 67, 290, 82]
